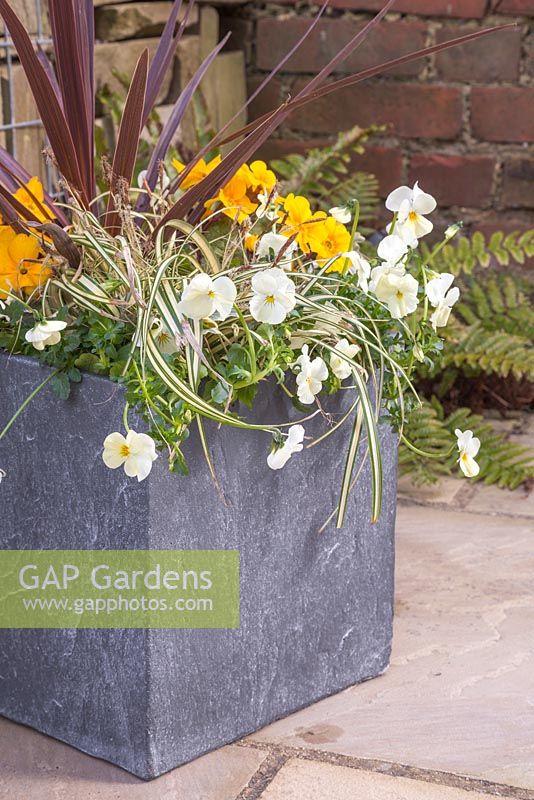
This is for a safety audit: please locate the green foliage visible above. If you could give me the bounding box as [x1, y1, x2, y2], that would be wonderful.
[425, 229, 534, 275]
[270, 125, 382, 231]
[399, 398, 534, 490]
[402, 232, 534, 490]
[427, 272, 534, 385]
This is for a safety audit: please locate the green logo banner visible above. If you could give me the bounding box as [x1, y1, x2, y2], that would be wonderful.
[0, 550, 240, 629]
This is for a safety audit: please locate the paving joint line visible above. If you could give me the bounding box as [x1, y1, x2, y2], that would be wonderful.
[236, 740, 534, 799]
[397, 496, 533, 521]
[234, 747, 290, 800]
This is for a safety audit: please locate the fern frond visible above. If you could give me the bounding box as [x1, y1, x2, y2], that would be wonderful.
[427, 229, 534, 276]
[270, 125, 382, 228]
[439, 321, 534, 382]
[400, 399, 534, 489]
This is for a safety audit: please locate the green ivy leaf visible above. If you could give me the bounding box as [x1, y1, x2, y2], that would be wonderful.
[51, 372, 71, 400]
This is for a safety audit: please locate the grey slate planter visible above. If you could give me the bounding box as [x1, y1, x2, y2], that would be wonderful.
[0, 351, 397, 779]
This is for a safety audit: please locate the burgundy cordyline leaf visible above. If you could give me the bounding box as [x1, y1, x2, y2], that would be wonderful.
[0, 146, 67, 225]
[143, 0, 196, 125]
[105, 50, 150, 233]
[161, 16, 515, 230]
[47, 0, 95, 203]
[137, 32, 231, 211]
[36, 46, 64, 110]
[296, 0, 397, 99]
[158, 0, 398, 227]
[166, 0, 331, 198]
[217, 23, 517, 146]
[157, 104, 290, 230]
[0, 0, 86, 205]
[0, 183, 40, 226]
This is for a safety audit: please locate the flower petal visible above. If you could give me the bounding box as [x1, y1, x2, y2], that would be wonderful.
[385, 185, 412, 212]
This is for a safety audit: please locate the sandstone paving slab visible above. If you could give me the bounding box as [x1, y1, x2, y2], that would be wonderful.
[258, 759, 519, 800]
[249, 506, 534, 790]
[0, 717, 266, 800]
[463, 482, 534, 518]
[397, 475, 463, 505]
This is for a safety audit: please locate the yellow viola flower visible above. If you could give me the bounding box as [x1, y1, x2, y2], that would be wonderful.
[172, 155, 222, 190]
[15, 177, 52, 223]
[280, 194, 327, 252]
[248, 160, 276, 194]
[0, 227, 51, 298]
[217, 165, 257, 224]
[307, 216, 351, 263]
[245, 233, 258, 252]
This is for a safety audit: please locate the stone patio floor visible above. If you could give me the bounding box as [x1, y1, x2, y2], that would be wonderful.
[1, 418, 533, 799]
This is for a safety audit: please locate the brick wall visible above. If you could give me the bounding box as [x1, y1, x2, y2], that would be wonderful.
[220, 0, 534, 243]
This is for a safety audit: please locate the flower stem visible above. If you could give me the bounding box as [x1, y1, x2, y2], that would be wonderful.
[0, 368, 60, 442]
[400, 433, 455, 459]
[233, 305, 257, 379]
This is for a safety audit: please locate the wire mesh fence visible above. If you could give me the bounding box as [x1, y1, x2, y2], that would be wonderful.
[0, 0, 53, 191]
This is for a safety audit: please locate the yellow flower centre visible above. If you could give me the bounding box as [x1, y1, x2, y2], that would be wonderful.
[461, 452, 468, 462]
[266, 294, 275, 305]
[120, 444, 130, 458]
[208, 290, 215, 298]
[408, 211, 418, 222]
[396, 290, 404, 300]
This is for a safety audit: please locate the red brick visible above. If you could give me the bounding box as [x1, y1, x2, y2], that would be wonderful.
[493, 0, 534, 16]
[326, 0, 488, 17]
[348, 145, 404, 197]
[258, 138, 404, 198]
[256, 18, 426, 76]
[501, 159, 534, 208]
[435, 25, 521, 82]
[290, 81, 463, 140]
[471, 87, 534, 143]
[408, 153, 495, 208]
[247, 77, 284, 121]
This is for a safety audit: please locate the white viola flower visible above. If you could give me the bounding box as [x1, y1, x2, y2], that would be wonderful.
[137, 168, 170, 192]
[455, 428, 480, 478]
[386, 181, 437, 246]
[25, 319, 67, 351]
[0, 297, 10, 321]
[178, 273, 237, 322]
[370, 235, 409, 294]
[329, 204, 352, 224]
[296, 344, 328, 404]
[341, 250, 371, 292]
[256, 232, 298, 269]
[267, 424, 305, 470]
[153, 320, 181, 354]
[330, 338, 360, 381]
[250, 267, 296, 324]
[374, 272, 419, 319]
[426, 272, 460, 330]
[445, 223, 462, 241]
[102, 430, 158, 482]
[256, 191, 280, 221]
[377, 234, 409, 266]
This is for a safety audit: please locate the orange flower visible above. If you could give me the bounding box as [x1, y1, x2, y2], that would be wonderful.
[172, 155, 222, 190]
[248, 160, 276, 195]
[245, 233, 258, 252]
[7, 177, 52, 224]
[0, 227, 51, 298]
[216, 165, 257, 224]
[280, 194, 327, 252]
[306, 216, 351, 266]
